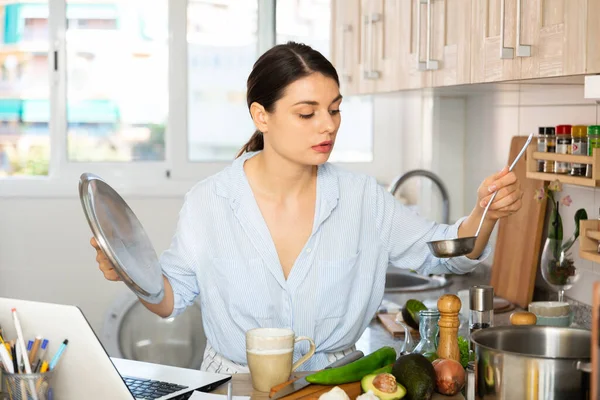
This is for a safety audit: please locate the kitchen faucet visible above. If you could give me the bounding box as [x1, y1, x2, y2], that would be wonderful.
[387, 169, 451, 225]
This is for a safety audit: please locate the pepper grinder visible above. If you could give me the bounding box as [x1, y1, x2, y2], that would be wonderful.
[436, 294, 461, 363]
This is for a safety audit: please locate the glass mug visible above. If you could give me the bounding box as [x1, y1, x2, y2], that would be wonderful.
[246, 328, 316, 392]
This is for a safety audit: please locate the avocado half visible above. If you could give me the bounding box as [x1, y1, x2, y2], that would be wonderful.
[361, 373, 406, 400]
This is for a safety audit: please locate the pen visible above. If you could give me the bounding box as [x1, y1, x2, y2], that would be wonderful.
[49, 339, 68, 371]
[34, 339, 49, 372]
[12, 308, 39, 400]
[0, 341, 14, 373]
[11, 309, 33, 374]
[40, 361, 49, 373]
[16, 340, 22, 373]
[10, 345, 17, 375]
[29, 336, 42, 365]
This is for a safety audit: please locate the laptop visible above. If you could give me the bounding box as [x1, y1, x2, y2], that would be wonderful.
[0, 297, 230, 400]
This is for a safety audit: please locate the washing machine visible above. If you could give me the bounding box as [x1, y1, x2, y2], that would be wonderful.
[102, 289, 207, 369]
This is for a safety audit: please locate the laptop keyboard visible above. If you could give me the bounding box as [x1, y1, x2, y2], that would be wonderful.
[123, 375, 189, 399]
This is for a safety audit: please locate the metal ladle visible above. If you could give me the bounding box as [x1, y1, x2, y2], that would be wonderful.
[427, 133, 534, 258]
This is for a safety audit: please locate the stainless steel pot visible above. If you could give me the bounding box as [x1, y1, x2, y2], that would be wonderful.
[470, 326, 591, 399]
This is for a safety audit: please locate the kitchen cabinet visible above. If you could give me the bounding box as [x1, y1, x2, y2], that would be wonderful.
[519, 0, 588, 79]
[355, 0, 397, 94]
[471, 0, 594, 83]
[330, 0, 431, 94]
[430, 0, 472, 86]
[470, 0, 521, 83]
[331, 0, 361, 95]
[588, 0, 600, 73]
[384, 0, 431, 90]
[331, 0, 600, 92]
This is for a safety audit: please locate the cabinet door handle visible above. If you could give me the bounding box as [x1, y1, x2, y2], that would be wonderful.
[425, 0, 439, 70]
[516, 0, 531, 57]
[416, 0, 427, 71]
[341, 24, 352, 82]
[362, 13, 369, 77]
[500, 0, 514, 59]
[363, 11, 381, 80]
[368, 13, 381, 79]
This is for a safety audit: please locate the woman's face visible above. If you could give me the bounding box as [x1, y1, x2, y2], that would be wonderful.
[259, 73, 342, 166]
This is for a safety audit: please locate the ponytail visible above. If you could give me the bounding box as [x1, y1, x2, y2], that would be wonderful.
[236, 130, 264, 158]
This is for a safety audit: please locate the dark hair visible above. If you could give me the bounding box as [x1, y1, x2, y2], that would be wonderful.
[236, 41, 340, 158]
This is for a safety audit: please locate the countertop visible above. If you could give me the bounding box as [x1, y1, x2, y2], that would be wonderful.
[211, 372, 465, 400]
[355, 268, 521, 355]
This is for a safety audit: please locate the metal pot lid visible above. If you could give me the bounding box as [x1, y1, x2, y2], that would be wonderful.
[79, 173, 164, 304]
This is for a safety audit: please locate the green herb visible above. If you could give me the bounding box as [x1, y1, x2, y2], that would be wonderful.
[457, 336, 474, 368]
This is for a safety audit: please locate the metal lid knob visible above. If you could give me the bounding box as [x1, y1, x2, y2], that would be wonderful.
[469, 285, 494, 312]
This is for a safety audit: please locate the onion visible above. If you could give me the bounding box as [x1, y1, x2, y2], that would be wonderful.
[433, 359, 465, 396]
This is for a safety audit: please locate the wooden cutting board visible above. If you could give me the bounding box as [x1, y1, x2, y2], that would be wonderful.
[377, 313, 420, 339]
[270, 376, 465, 400]
[490, 136, 547, 308]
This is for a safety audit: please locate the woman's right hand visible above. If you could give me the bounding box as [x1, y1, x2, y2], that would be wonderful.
[91, 237, 121, 281]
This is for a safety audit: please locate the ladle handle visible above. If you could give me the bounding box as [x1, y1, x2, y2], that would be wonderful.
[474, 133, 533, 237]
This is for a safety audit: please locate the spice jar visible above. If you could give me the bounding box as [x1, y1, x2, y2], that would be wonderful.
[465, 361, 476, 400]
[555, 125, 572, 174]
[536, 127, 548, 172]
[587, 126, 600, 177]
[412, 309, 440, 357]
[571, 125, 588, 177]
[542, 127, 556, 173]
[469, 285, 493, 335]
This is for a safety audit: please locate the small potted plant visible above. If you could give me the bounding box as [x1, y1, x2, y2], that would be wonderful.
[535, 180, 587, 302]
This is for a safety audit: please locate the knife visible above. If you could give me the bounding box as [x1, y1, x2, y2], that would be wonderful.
[270, 350, 364, 400]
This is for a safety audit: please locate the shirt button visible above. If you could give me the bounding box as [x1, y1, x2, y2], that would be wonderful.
[306, 248, 312, 253]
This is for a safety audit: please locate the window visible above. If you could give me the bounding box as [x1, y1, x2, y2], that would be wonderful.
[65, 0, 168, 162]
[0, 2, 51, 176]
[186, 0, 258, 161]
[1, 0, 377, 195]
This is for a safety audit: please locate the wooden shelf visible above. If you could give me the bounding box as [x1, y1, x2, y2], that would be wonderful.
[531, 151, 594, 164]
[526, 140, 600, 188]
[579, 220, 600, 262]
[526, 172, 598, 187]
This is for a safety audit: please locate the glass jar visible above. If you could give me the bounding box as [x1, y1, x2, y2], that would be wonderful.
[571, 125, 588, 177]
[542, 127, 556, 173]
[587, 125, 600, 177]
[555, 125, 572, 174]
[412, 309, 440, 357]
[536, 127, 548, 172]
[465, 361, 476, 400]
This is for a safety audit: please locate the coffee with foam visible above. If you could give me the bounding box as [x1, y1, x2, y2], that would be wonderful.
[246, 328, 315, 392]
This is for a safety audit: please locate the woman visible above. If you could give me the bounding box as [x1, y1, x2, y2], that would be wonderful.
[92, 42, 522, 373]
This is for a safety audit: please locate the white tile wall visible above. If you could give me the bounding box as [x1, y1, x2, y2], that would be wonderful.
[461, 82, 600, 305]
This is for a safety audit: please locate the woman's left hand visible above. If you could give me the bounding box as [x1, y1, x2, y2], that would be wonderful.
[477, 166, 523, 221]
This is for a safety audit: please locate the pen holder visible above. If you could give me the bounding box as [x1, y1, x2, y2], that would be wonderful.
[2, 371, 53, 400]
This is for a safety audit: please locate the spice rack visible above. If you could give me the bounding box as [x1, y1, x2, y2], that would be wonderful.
[579, 220, 600, 263]
[526, 140, 600, 187]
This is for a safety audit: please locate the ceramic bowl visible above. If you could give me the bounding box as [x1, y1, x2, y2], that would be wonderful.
[534, 312, 574, 327]
[528, 301, 571, 317]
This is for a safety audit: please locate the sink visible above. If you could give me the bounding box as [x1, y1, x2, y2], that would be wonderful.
[385, 269, 451, 293]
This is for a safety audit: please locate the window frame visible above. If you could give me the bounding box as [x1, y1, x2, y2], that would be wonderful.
[0, 0, 393, 198]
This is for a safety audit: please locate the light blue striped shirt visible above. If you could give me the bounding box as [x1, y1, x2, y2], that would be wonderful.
[160, 151, 490, 371]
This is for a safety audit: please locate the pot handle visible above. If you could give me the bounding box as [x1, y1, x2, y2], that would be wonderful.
[576, 360, 592, 373]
